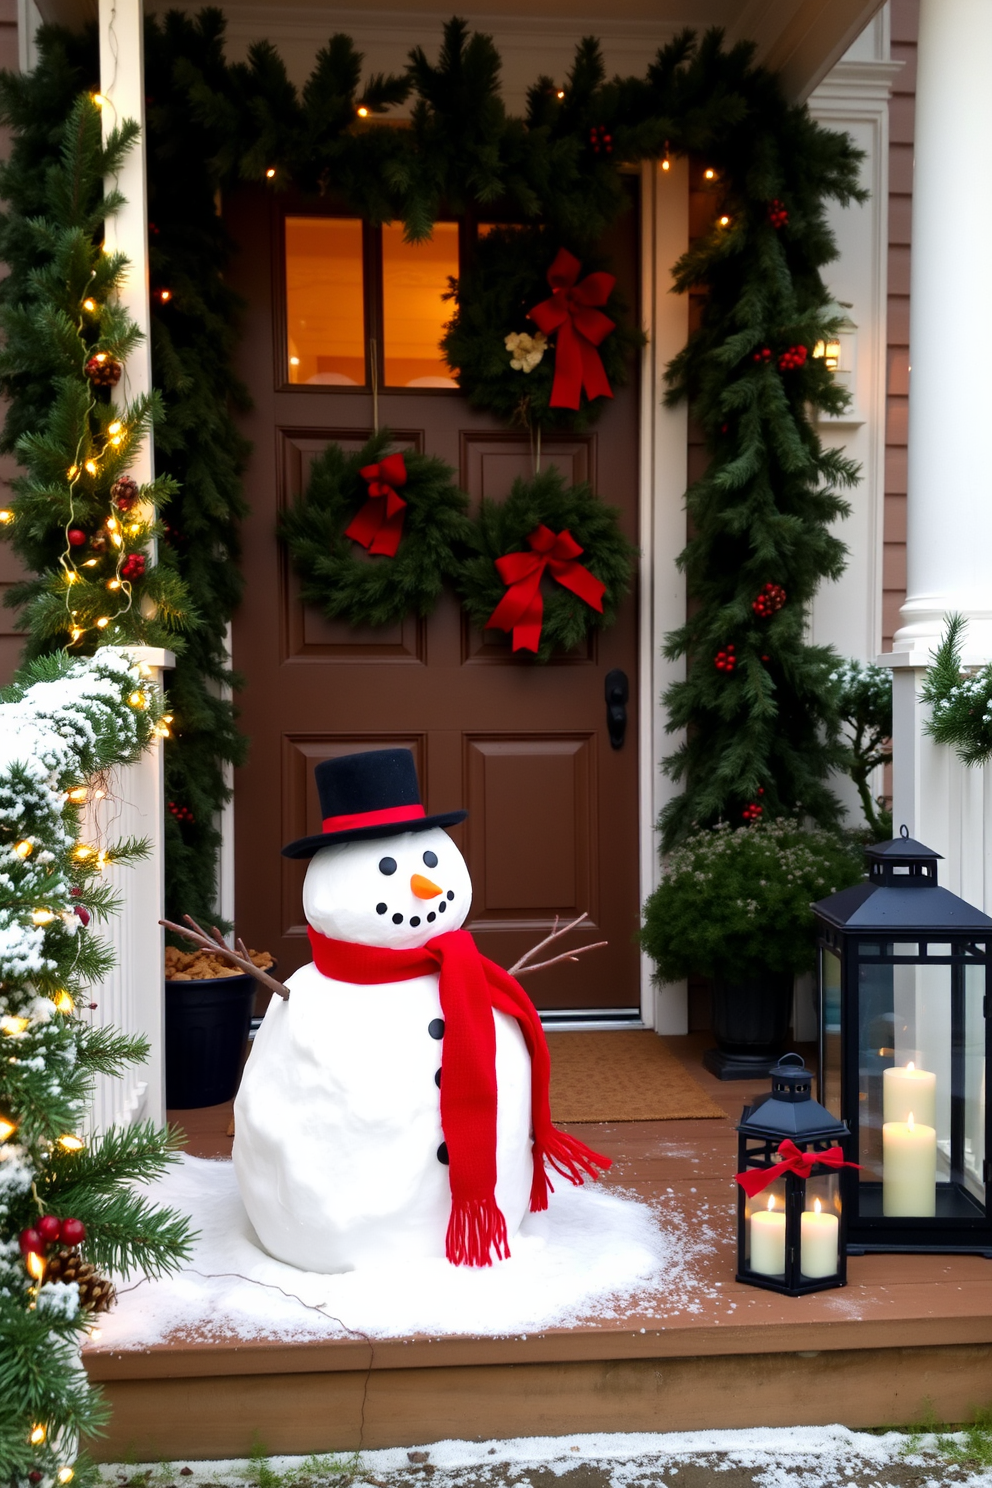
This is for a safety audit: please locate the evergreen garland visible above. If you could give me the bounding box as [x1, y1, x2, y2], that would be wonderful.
[0, 19, 251, 928]
[278, 431, 472, 628]
[0, 647, 191, 1484]
[0, 94, 190, 655]
[456, 467, 635, 662]
[0, 14, 869, 890]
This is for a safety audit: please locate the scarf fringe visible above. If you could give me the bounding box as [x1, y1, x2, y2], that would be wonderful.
[445, 1197, 510, 1267]
[530, 1130, 611, 1213]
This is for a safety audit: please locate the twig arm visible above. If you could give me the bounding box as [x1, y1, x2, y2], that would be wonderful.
[161, 916, 292, 1001]
[512, 940, 608, 978]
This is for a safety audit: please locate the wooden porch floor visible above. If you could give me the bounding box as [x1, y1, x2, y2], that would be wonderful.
[85, 1035, 992, 1460]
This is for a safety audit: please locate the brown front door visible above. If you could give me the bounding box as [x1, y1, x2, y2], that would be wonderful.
[227, 186, 641, 1013]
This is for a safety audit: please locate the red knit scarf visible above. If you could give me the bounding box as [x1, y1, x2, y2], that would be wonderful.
[307, 926, 611, 1267]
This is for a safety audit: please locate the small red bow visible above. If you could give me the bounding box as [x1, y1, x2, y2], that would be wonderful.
[529, 249, 616, 410]
[344, 452, 408, 557]
[486, 525, 606, 653]
[736, 1138, 860, 1199]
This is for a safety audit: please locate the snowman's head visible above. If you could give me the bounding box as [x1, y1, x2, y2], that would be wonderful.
[302, 827, 472, 949]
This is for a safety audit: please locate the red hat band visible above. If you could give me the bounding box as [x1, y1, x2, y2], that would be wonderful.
[321, 803, 426, 836]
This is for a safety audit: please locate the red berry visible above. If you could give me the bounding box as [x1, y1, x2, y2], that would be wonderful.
[60, 1217, 86, 1246]
[758, 788, 765, 795]
[19, 1227, 43, 1255]
[68, 528, 86, 547]
[74, 904, 91, 927]
[30, 1473, 43, 1483]
[37, 1214, 61, 1243]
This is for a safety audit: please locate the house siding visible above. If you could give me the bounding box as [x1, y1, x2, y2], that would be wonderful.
[884, 0, 917, 650]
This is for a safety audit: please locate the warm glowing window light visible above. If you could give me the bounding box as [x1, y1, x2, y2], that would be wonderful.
[285, 217, 366, 386]
[382, 221, 459, 388]
[813, 338, 842, 371]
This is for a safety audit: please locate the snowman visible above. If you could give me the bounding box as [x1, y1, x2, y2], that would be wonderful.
[233, 748, 609, 1274]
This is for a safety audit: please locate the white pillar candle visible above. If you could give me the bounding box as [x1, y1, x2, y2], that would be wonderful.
[749, 1196, 786, 1276]
[800, 1199, 839, 1278]
[882, 1112, 937, 1216]
[883, 1062, 936, 1129]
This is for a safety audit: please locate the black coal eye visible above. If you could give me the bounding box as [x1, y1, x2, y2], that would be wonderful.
[378, 857, 397, 876]
[423, 850, 438, 869]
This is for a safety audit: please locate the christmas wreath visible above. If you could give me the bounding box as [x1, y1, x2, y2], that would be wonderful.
[278, 430, 472, 628]
[455, 467, 636, 662]
[442, 228, 643, 433]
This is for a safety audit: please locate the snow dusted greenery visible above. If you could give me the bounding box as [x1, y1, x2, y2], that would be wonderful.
[831, 658, 892, 839]
[921, 614, 992, 767]
[640, 818, 864, 983]
[0, 647, 191, 1486]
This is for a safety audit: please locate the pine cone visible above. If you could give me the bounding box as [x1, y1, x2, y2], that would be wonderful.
[45, 1247, 117, 1313]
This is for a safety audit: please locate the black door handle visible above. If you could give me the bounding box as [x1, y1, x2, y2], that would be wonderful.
[605, 668, 629, 750]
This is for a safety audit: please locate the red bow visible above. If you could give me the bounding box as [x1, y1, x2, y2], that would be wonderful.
[344, 452, 408, 557]
[529, 249, 616, 410]
[736, 1138, 861, 1199]
[486, 525, 606, 653]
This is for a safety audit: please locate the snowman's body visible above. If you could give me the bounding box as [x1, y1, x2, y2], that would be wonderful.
[233, 827, 534, 1273]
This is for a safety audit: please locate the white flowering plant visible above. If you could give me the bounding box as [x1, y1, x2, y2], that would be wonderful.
[641, 818, 864, 983]
[0, 648, 191, 1485]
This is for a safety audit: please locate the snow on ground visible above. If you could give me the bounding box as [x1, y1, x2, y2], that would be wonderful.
[98, 1154, 723, 1346]
[95, 1427, 992, 1488]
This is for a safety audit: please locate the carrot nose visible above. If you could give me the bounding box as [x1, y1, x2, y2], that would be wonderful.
[410, 873, 442, 900]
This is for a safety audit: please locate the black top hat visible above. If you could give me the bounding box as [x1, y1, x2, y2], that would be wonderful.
[281, 748, 467, 859]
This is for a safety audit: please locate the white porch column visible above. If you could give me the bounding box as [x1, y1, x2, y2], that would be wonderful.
[99, 0, 153, 477]
[883, 0, 992, 911]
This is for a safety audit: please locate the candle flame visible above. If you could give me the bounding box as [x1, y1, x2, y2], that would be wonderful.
[813, 1198, 822, 1214]
[766, 1195, 775, 1212]
[908, 1111, 915, 1130]
[907, 1061, 915, 1072]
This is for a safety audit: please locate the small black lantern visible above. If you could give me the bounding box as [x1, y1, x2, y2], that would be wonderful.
[736, 1053, 854, 1294]
[813, 828, 992, 1255]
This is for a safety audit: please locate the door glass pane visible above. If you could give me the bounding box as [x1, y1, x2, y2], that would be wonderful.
[382, 222, 459, 388]
[285, 217, 366, 386]
[964, 964, 987, 1203]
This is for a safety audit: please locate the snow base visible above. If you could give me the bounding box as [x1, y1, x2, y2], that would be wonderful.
[99, 1154, 716, 1346]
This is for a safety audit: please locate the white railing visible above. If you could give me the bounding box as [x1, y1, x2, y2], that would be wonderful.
[82, 646, 172, 1133]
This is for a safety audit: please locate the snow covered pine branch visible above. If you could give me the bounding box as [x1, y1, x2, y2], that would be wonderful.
[0, 648, 191, 1484]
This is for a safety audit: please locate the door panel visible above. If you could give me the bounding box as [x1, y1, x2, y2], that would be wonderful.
[229, 185, 641, 1011]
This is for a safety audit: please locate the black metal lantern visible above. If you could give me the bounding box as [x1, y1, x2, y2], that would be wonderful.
[813, 828, 992, 1255]
[736, 1053, 853, 1294]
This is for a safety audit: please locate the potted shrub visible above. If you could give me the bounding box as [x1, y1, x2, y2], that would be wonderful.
[641, 819, 863, 1078]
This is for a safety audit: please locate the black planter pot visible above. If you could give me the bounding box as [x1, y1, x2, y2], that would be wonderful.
[165, 974, 256, 1108]
[703, 969, 794, 1080]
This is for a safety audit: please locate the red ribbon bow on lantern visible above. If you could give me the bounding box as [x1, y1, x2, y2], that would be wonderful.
[344, 452, 408, 557]
[736, 1138, 861, 1198]
[528, 249, 616, 410]
[486, 525, 606, 653]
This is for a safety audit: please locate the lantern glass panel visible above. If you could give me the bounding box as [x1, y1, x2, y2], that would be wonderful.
[744, 1182, 787, 1279]
[800, 1175, 841, 1280]
[856, 946, 987, 1221]
[821, 946, 842, 1120]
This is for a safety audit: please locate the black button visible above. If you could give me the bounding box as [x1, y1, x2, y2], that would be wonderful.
[410, 916, 421, 927]
[434, 1068, 442, 1088]
[446, 891, 455, 901]
[427, 911, 436, 922]
[438, 901, 447, 913]
[436, 1142, 449, 1165]
[376, 903, 387, 915]
[428, 1018, 445, 1040]
[392, 913, 404, 925]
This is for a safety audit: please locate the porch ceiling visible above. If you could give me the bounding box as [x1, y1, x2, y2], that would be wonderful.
[36, 0, 885, 102]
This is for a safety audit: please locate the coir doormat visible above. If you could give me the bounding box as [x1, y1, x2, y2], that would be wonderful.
[547, 1030, 727, 1123]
